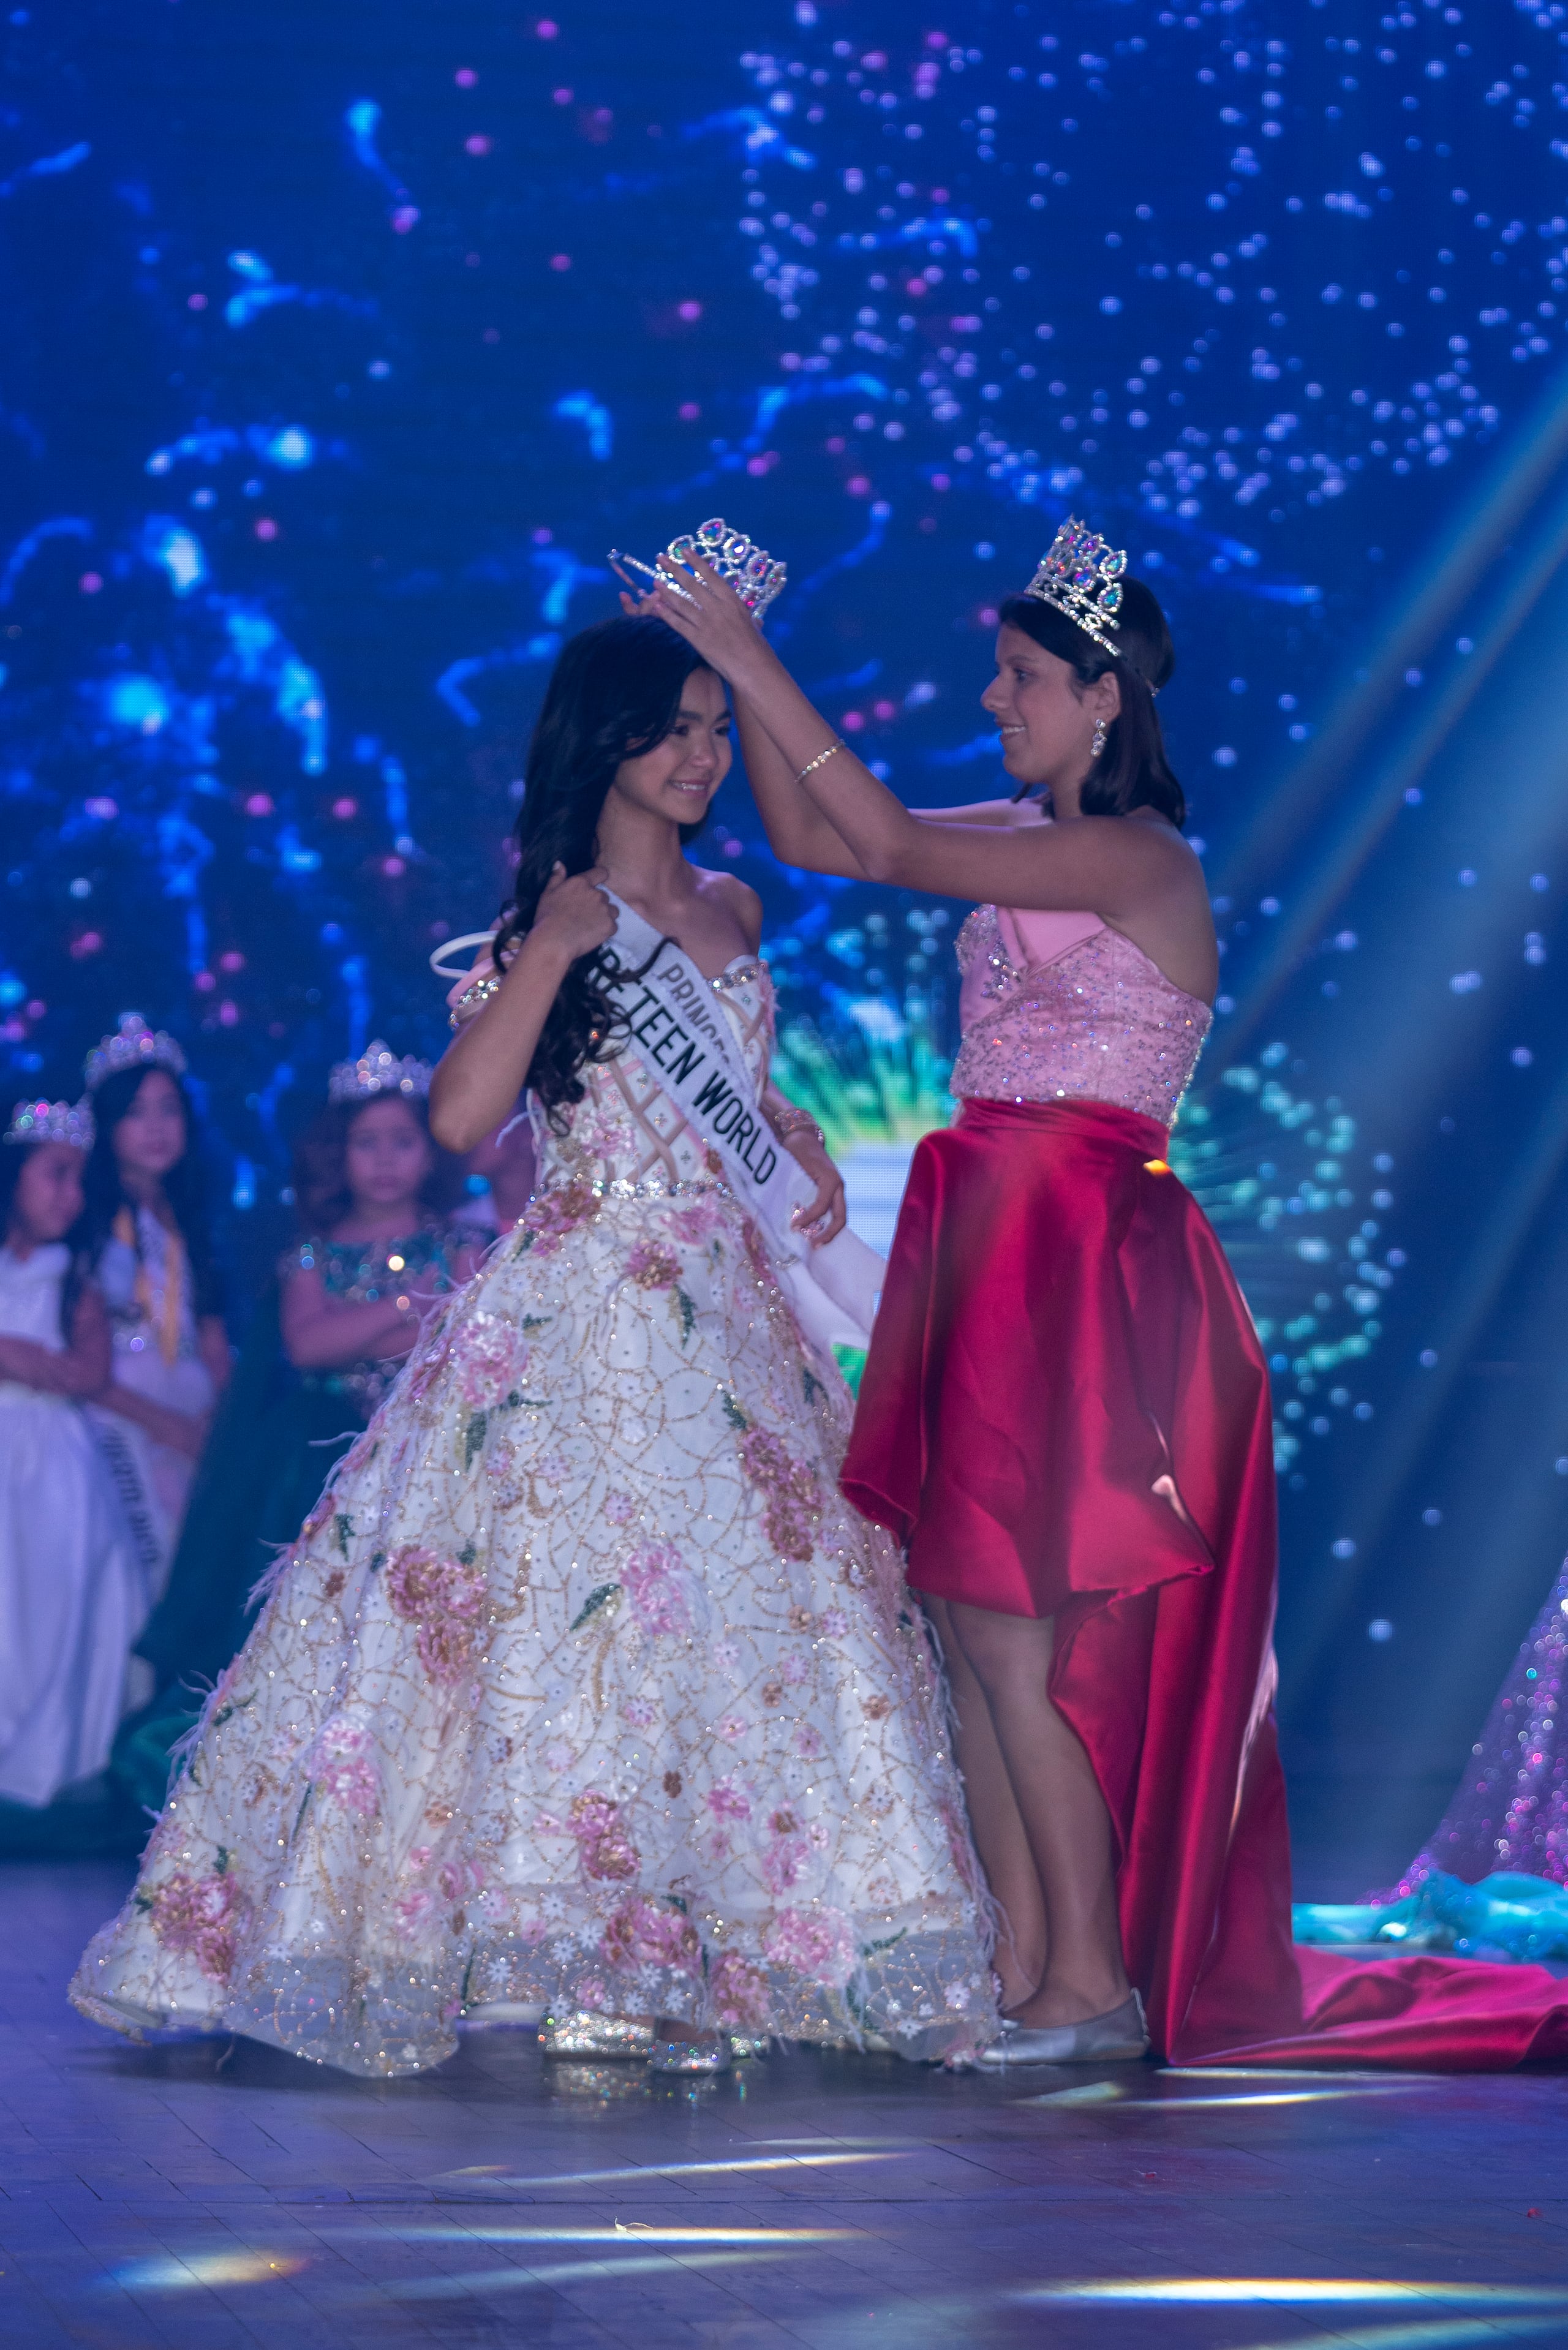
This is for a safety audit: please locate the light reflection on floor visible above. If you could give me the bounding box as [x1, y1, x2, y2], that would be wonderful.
[1018, 2076, 1440, 2111]
[366, 2247, 813, 2302]
[109, 2251, 313, 2290]
[1027, 2087, 1436, 2111]
[1014, 2281, 1568, 2307]
[1225, 2326, 1568, 2350]
[426, 2147, 909, 2190]
[18, 1868, 1564, 2350]
[352, 2224, 858, 2246]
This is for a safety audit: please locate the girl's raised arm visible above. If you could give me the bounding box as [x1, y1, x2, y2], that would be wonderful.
[635, 564, 1187, 920]
[429, 863, 616, 1154]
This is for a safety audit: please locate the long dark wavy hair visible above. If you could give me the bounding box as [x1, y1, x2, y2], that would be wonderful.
[292, 1094, 468, 1235]
[492, 614, 714, 1127]
[998, 575, 1186, 828]
[74, 1064, 223, 1319]
[0, 1139, 32, 1241]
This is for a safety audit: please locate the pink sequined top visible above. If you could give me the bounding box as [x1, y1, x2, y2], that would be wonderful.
[950, 902, 1213, 1129]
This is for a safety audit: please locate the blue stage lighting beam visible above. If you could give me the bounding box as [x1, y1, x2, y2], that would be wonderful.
[1216, 464, 1568, 1062]
[1286, 1045, 1568, 1695]
[1212, 360, 1568, 920]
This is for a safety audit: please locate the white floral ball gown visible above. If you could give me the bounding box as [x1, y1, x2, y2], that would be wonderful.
[0, 1243, 148, 1807]
[73, 903, 995, 2074]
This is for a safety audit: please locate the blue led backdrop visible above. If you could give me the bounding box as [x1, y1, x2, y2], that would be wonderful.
[3, 0, 1567, 1877]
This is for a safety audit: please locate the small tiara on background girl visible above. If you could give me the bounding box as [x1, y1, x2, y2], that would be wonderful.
[83, 1012, 188, 1094]
[328, 1041, 432, 1103]
[5, 1098, 95, 1148]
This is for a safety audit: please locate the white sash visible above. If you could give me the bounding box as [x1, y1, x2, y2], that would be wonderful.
[432, 898, 884, 1354]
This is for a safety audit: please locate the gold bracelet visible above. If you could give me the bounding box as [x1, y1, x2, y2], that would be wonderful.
[795, 740, 845, 784]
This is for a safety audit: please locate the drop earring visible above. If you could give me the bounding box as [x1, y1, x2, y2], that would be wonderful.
[1090, 717, 1108, 759]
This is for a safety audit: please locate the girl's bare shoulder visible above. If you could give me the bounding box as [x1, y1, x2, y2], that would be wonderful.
[690, 864, 764, 950]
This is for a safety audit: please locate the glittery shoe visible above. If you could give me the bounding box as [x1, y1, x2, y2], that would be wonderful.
[976, 1990, 1148, 2066]
[538, 2011, 655, 2059]
[648, 2033, 733, 2074]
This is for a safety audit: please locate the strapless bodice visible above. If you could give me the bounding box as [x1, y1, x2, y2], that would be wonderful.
[538, 953, 776, 1198]
[949, 903, 1211, 1129]
[446, 903, 777, 1201]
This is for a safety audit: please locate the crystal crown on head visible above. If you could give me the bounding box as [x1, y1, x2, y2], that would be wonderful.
[328, 1039, 432, 1104]
[5, 1098, 94, 1149]
[83, 1012, 188, 1094]
[1023, 518, 1129, 657]
[609, 516, 786, 622]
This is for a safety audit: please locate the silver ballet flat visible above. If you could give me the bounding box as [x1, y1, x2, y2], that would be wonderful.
[648, 2033, 733, 2074]
[976, 1990, 1148, 2066]
[538, 2011, 655, 2059]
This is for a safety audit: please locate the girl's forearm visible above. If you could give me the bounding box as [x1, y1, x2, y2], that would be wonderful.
[429, 927, 573, 1152]
[725, 642, 922, 881]
[733, 693, 867, 878]
[101, 1382, 208, 1456]
[198, 1316, 232, 1396]
[0, 1333, 106, 1398]
[284, 1293, 413, 1370]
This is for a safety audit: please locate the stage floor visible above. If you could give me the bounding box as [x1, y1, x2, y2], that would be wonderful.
[3, 1866, 1564, 2350]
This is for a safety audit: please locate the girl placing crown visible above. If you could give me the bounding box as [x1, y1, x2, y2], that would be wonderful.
[634, 522, 1568, 2072]
[633, 522, 1221, 2065]
[74, 604, 995, 2077]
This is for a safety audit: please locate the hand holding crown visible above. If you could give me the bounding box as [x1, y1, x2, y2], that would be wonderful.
[622, 555, 774, 690]
[611, 517, 785, 691]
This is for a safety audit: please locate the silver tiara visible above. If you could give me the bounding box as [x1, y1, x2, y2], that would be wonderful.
[1022, 517, 1128, 657]
[328, 1039, 432, 1104]
[84, 1012, 187, 1094]
[609, 516, 786, 620]
[4, 1098, 95, 1148]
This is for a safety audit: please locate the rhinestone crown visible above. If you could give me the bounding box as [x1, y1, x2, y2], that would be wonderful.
[610, 516, 786, 622]
[328, 1039, 432, 1104]
[5, 1098, 95, 1149]
[1022, 518, 1128, 657]
[84, 1012, 187, 1094]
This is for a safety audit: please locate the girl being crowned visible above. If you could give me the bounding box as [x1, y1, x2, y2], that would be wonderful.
[72, 595, 995, 2076]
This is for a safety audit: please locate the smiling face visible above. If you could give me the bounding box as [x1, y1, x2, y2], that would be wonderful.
[8, 1140, 86, 1246]
[607, 664, 733, 829]
[111, 1069, 188, 1184]
[981, 622, 1121, 802]
[344, 1095, 434, 1219]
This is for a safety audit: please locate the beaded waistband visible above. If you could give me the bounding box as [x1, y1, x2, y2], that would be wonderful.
[582, 1174, 731, 1203]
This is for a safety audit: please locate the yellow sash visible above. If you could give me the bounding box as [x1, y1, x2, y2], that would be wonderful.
[113, 1205, 187, 1366]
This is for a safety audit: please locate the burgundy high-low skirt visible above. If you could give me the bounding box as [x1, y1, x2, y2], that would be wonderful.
[841, 1096, 1568, 2070]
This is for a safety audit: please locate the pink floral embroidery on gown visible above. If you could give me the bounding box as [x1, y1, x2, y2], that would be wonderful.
[71, 927, 995, 2075]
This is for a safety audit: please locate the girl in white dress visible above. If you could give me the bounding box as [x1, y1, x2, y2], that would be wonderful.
[72, 600, 995, 2077]
[0, 1101, 146, 1806]
[77, 1019, 230, 1602]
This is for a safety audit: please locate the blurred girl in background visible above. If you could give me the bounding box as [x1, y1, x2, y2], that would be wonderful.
[0, 1099, 145, 1807]
[123, 1046, 479, 1790]
[77, 1016, 230, 1605]
[460, 1101, 536, 1238]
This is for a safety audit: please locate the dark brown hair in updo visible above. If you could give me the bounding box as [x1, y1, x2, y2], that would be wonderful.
[997, 573, 1186, 828]
[290, 1094, 468, 1236]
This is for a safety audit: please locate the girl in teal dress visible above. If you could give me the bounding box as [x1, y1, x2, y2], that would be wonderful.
[120, 1048, 481, 1812]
